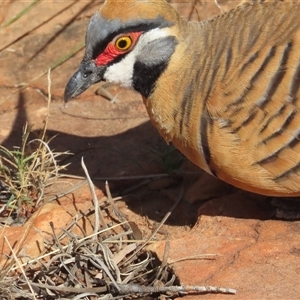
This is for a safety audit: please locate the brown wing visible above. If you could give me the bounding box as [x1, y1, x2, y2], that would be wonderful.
[204, 2, 300, 195]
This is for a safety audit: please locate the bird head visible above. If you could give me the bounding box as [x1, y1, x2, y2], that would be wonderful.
[64, 0, 182, 102]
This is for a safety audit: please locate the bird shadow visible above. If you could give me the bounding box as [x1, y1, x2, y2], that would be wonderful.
[0, 91, 282, 225]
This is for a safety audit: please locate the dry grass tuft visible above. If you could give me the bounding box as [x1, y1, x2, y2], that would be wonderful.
[0, 175, 236, 299]
[0, 70, 70, 223]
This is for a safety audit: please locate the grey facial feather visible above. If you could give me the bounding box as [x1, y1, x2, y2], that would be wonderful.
[136, 36, 178, 66]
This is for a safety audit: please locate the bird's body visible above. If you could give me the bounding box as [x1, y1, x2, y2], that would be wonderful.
[65, 0, 300, 197]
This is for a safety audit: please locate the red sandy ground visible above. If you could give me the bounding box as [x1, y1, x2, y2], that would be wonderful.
[0, 1, 299, 299]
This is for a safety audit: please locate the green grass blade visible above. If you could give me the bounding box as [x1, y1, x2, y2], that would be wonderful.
[0, 0, 43, 30]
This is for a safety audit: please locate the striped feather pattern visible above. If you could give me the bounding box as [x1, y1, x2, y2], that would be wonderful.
[145, 1, 300, 196]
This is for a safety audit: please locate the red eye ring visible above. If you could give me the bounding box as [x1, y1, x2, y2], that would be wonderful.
[94, 31, 143, 66]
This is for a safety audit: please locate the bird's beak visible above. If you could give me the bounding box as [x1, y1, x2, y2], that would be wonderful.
[64, 60, 106, 102]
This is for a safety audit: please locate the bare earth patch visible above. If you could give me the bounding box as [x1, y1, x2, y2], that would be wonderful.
[0, 1, 299, 299]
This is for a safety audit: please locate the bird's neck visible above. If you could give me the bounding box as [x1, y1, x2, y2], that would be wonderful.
[142, 20, 213, 170]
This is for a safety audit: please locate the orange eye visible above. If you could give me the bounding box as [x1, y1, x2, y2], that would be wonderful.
[115, 36, 132, 51]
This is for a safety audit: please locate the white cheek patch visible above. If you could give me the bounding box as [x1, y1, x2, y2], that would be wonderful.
[103, 53, 135, 87]
[103, 28, 171, 88]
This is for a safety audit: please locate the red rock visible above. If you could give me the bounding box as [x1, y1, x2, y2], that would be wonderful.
[148, 214, 300, 299]
[0, 203, 72, 268]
